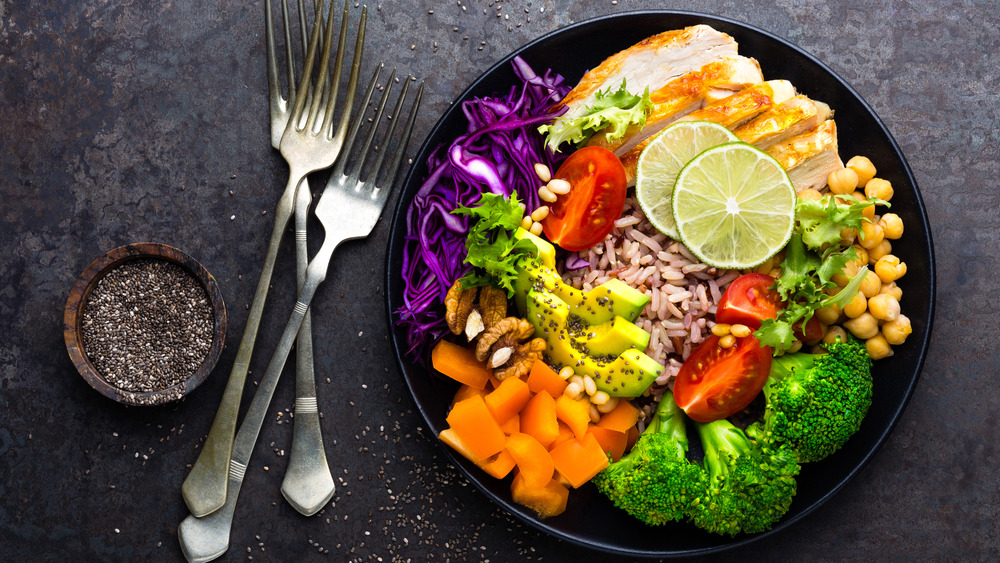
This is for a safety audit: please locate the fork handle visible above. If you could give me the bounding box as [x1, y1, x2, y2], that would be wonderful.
[178, 284, 312, 562]
[181, 176, 298, 518]
[281, 179, 336, 515]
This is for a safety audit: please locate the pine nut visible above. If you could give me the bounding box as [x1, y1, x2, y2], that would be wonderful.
[730, 324, 752, 338]
[590, 391, 610, 406]
[533, 163, 552, 183]
[519, 215, 532, 230]
[529, 221, 544, 236]
[547, 178, 571, 195]
[711, 323, 731, 337]
[583, 376, 597, 396]
[568, 375, 583, 387]
[558, 366, 575, 380]
[564, 382, 583, 399]
[719, 334, 736, 348]
[596, 397, 619, 413]
[589, 404, 601, 423]
[538, 186, 558, 202]
[530, 206, 550, 222]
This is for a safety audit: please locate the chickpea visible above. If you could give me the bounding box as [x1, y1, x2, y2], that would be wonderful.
[858, 221, 885, 249]
[874, 254, 907, 283]
[865, 334, 894, 360]
[815, 303, 842, 325]
[860, 270, 883, 298]
[879, 281, 903, 301]
[865, 177, 894, 202]
[846, 156, 877, 186]
[879, 213, 904, 239]
[844, 312, 880, 339]
[867, 293, 901, 321]
[882, 314, 913, 345]
[841, 227, 858, 245]
[828, 167, 859, 195]
[823, 325, 849, 346]
[868, 239, 892, 263]
[850, 190, 877, 220]
[797, 188, 823, 201]
[852, 245, 870, 267]
[843, 291, 868, 318]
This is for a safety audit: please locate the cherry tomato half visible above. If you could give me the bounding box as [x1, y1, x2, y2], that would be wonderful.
[717, 273, 824, 343]
[541, 146, 627, 251]
[673, 335, 772, 423]
[716, 273, 783, 329]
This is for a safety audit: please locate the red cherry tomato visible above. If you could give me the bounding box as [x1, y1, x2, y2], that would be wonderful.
[716, 273, 783, 329]
[673, 335, 772, 423]
[717, 273, 825, 344]
[541, 146, 627, 251]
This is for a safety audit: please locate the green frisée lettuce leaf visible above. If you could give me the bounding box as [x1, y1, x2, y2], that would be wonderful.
[539, 80, 652, 153]
[757, 193, 886, 352]
[451, 192, 537, 297]
[795, 194, 888, 252]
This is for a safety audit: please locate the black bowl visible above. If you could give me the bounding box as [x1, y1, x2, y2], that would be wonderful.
[385, 11, 935, 557]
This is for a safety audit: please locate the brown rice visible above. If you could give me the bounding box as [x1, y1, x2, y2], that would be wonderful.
[561, 197, 740, 391]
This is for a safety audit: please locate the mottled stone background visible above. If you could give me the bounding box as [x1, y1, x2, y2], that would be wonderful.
[1, 0, 997, 561]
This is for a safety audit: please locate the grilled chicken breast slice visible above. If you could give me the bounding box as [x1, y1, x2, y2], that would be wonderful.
[733, 95, 832, 150]
[619, 80, 795, 183]
[588, 56, 764, 154]
[766, 119, 844, 192]
[556, 25, 739, 119]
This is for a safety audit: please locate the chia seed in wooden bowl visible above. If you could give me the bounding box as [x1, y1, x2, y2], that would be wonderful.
[64, 243, 228, 406]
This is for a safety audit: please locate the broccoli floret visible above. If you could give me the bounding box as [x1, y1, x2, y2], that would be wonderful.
[748, 336, 873, 463]
[592, 393, 706, 526]
[691, 419, 800, 536]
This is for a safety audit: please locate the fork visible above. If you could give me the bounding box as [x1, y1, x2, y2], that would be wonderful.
[177, 67, 422, 563]
[277, 0, 341, 518]
[180, 0, 362, 520]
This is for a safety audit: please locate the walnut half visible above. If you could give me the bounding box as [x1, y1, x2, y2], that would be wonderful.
[475, 317, 546, 380]
[443, 280, 508, 342]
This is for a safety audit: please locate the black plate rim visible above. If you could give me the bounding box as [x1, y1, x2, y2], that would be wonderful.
[384, 9, 935, 558]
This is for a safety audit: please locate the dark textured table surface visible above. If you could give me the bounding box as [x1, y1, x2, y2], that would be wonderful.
[1, 1, 996, 561]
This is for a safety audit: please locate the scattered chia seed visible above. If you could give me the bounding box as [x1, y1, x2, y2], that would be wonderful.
[81, 259, 213, 395]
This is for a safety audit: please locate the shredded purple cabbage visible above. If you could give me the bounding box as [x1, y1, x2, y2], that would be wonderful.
[395, 57, 571, 363]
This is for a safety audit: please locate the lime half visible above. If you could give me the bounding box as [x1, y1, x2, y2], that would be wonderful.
[635, 121, 738, 240]
[671, 142, 795, 269]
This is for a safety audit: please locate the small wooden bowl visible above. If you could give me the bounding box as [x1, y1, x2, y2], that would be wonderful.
[63, 243, 228, 406]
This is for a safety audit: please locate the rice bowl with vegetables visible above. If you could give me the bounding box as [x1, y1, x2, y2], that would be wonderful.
[385, 12, 932, 556]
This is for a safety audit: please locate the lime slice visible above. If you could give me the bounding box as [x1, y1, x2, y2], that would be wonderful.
[671, 142, 795, 269]
[635, 121, 738, 239]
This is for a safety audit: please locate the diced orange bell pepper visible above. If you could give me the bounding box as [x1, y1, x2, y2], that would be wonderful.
[510, 473, 569, 519]
[519, 390, 559, 448]
[586, 425, 627, 462]
[596, 399, 639, 433]
[506, 432, 555, 489]
[525, 360, 568, 397]
[554, 395, 591, 439]
[446, 394, 506, 461]
[484, 377, 531, 425]
[549, 433, 610, 488]
[432, 339, 491, 390]
[438, 428, 516, 479]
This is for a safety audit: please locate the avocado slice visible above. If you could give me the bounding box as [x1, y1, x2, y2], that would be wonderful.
[525, 289, 662, 398]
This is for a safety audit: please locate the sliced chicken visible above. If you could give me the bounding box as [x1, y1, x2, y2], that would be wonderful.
[766, 119, 844, 192]
[733, 95, 832, 150]
[588, 56, 764, 154]
[556, 25, 739, 119]
[619, 80, 795, 183]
